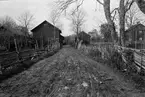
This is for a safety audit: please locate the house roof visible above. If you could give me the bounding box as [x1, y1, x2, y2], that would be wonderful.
[31, 20, 61, 33]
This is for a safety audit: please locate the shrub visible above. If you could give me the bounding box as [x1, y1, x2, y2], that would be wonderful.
[89, 47, 101, 57]
[123, 50, 137, 73]
[109, 50, 125, 70]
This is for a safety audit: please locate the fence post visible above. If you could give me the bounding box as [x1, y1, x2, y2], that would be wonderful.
[0, 63, 2, 74]
[14, 38, 20, 61]
[140, 50, 143, 73]
[14, 38, 18, 53]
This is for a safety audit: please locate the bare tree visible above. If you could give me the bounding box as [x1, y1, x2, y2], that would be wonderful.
[68, 9, 85, 34]
[125, 6, 137, 28]
[67, 8, 86, 48]
[125, 4, 144, 29]
[97, 0, 134, 46]
[99, 0, 117, 43]
[55, 0, 117, 44]
[0, 16, 17, 50]
[49, 9, 60, 26]
[49, 9, 61, 39]
[17, 11, 34, 48]
[17, 11, 34, 36]
[0, 16, 17, 29]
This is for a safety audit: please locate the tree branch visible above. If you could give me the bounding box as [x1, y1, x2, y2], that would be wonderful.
[96, 0, 104, 5]
[72, 0, 85, 15]
[111, 8, 119, 14]
[125, 0, 135, 12]
[112, 10, 117, 21]
[56, 0, 76, 14]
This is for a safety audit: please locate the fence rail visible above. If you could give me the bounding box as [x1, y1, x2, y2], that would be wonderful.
[0, 44, 60, 74]
[90, 42, 145, 71]
[114, 45, 145, 70]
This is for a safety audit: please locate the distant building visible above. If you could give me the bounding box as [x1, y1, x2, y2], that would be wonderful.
[31, 20, 63, 48]
[88, 31, 97, 38]
[78, 31, 91, 44]
[125, 23, 145, 49]
[88, 29, 102, 42]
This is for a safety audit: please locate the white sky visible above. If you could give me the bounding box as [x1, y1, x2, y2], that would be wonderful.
[0, 0, 143, 36]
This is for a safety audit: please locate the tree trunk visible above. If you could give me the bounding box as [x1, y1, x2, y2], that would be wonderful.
[14, 38, 18, 53]
[75, 25, 80, 49]
[119, 0, 126, 46]
[103, 0, 117, 43]
[8, 37, 10, 50]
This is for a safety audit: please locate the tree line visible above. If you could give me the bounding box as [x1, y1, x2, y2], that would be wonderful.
[0, 11, 34, 51]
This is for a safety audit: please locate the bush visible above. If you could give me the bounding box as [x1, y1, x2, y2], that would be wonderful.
[88, 48, 101, 58]
[80, 45, 137, 73]
[109, 50, 125, 70]
[123, 50, 137, 73]
[131, 74, 145, 89]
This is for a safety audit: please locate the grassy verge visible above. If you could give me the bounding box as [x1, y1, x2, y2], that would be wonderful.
[80, 44, 145, 91]
[0, 49, 59, 82]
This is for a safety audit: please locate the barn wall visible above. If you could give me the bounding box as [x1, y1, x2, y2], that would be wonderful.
[33, 23, 60, 42]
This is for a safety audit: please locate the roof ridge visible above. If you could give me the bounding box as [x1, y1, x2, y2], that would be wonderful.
[31, 20, 61, 32]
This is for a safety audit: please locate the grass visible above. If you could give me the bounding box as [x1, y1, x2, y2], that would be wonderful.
[79, 44, 145, 91]
[0, 49, 59, 83]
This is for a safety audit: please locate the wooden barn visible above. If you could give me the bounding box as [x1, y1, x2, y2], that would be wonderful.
[31, 20, 64, 48]
[125, 23, 145, 49]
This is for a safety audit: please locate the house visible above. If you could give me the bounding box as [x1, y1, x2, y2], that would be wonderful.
[125, 23, 145, 49]
[78, 31, 91, 44]
[31, 20, 63, 48]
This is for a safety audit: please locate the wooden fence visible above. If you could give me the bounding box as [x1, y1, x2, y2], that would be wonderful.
[0, 43, 60, 74]
[114, 45, 145, 70]
[90, 42, 145, 71]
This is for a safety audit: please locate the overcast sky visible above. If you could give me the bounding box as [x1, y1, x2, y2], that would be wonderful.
[0, 0, 143, 36]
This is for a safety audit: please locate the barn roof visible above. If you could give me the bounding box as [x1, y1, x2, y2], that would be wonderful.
[31, 20, 61, 33]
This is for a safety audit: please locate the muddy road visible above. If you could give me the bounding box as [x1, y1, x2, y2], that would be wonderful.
[0, 46, 144, 97]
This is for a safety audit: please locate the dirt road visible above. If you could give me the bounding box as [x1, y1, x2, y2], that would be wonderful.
[0, 46, 144, 97]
